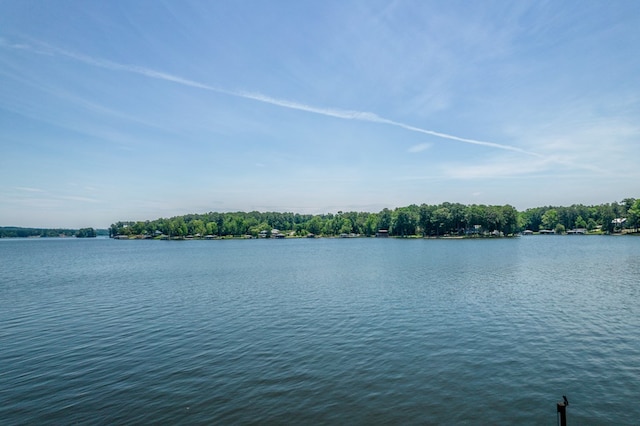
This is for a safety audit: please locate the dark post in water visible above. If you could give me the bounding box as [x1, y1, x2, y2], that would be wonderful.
[557, 395, 569, 426]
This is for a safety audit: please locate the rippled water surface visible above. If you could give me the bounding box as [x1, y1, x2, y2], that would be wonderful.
[1, 236, 639, 424]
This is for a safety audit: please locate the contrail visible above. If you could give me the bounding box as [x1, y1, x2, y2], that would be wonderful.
[232, 91, 541, 156]
[6, 40, 541, 157]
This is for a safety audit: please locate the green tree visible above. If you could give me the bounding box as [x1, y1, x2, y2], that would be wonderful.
[378, 208, 392, 231]
[307, 216, 323, 235]
[627, 199, 640, 232]
[465, 204, 487, 233]
[520, 207, 545, 232]
[445, 202, 467, 234]
[432, 207, 451, 236]
[189, 219, 206, 236]
[76, 227, 96, 238]
[541, 209, 558, 230]
[418, 204, 434, 236]
[485, 206, 503, 232]
[500, 205, 518, 235]
[392, 209, 416, 237]
[338, 217, 352, 234]
[363, 213, 378, 236]
[599, 204, 616, 233]
[205, 221, 218, 236]
[178, 220, 188, 237]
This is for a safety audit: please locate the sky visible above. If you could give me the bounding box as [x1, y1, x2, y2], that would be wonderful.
[1, 0, 639, 228]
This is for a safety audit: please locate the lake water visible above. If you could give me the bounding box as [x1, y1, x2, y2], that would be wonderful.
[1, 236, 639, 424]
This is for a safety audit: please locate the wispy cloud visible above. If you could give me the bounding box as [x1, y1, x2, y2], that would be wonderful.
[60, 195, 101, 203]
[437, 153, 610, 181]
[0, 38, 35, 51]
[391, 151, 608, 182]
[9, 185, 100, 204]
[441, 159, 547, 180]
[5, 40, 543, 157]
[15, 186, 44, 192]
[408, 143, 431, 153]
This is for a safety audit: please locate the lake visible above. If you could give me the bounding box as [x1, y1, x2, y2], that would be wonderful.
[1, 236, 639, 424]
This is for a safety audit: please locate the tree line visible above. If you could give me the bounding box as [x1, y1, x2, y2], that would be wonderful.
[0, 227, 77, 238]
[75, 228, 97, 238]
[0, 227, 103, 238]
[519, 198, 639, 234]
[109, 198, 640, 238]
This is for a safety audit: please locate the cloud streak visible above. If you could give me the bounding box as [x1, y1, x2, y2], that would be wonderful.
[7, 40, 542, 157]
[15, 186, 44, 192]
[408, 143, 432, 153]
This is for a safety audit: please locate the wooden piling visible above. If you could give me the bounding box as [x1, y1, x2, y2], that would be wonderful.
[557, 396, 568, 426]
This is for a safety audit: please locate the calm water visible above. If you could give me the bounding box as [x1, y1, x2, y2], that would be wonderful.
[1, 236, 639, 425]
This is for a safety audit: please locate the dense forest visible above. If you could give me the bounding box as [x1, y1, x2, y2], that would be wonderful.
[109, 198, 640, 239]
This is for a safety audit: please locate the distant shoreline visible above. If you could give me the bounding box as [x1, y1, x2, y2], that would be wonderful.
[0, 227, 108, 239]
[107, 231, 639, 240]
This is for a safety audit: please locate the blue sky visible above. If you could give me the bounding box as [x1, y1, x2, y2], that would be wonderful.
[1, 1, 639, 228]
